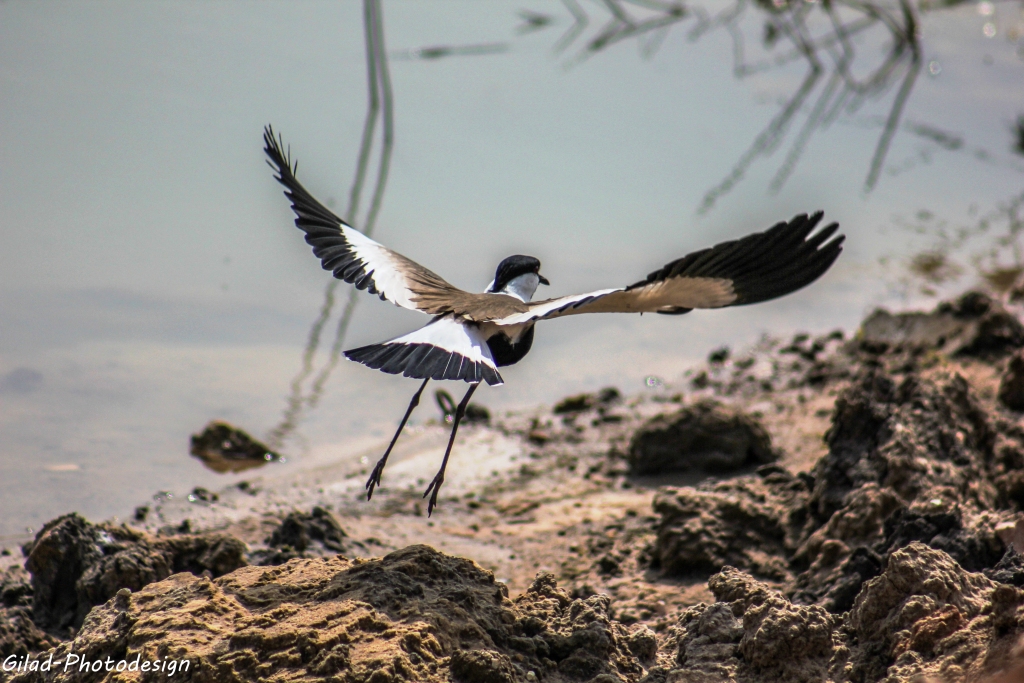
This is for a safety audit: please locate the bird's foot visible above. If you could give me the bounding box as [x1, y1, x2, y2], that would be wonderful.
[423, 476, 444, 516]
[365, 459, 387, 500]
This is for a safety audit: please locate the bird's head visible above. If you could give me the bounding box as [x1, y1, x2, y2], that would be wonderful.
[488, 254, 549, 301]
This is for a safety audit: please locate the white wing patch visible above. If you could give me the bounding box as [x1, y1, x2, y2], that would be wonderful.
[388, 316, 498, 370]
[340, 227, 422, 311]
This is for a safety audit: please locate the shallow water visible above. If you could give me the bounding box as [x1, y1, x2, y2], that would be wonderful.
[1, 0, 1023, 539]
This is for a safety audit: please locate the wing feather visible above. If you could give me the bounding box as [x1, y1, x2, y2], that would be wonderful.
[492, 212, 843, 326]
[264, 126, 466, 315]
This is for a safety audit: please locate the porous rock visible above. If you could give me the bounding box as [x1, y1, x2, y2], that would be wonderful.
[250, 506, 349, 566]
[652, 477, 791, 580]
[987, 547, 1024, 587]
[628, 400, 776, 476]
[1, 566, 59, 658]
[10, 546, 650, 683]
[664, 547, 1024, 683]
[790, 366, 1011, 611]
[806, 369, 997, 532]
[877, 505, 1003, 572]
[23, 513, 246, 633]
[669, 567, 835, 683]
[999, 352, 1024, 411]
[837, 542, 1023, 683]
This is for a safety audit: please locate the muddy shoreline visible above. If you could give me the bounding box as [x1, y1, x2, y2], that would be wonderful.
[5, 290, 1024, 682]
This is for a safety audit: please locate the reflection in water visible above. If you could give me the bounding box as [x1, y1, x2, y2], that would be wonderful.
[392, 43, 510, 61]
[895, 109, 1024, 296]
[892, 187, 1024, 297]
[532, 0, 989, 210]
[1015, 114, 1024, 157]
[265, 0, 394, 452]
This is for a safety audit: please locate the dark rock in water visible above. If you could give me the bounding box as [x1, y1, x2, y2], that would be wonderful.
[553, 387, 621, 415]
[652, 477, 791, 579]
[188, 486, 218, 503]
[1, 566, 59, 657]
[189, 420, 281, 473]
[628, 399, 776, 475]
[999, 351, 1024, 411]
[860, 290, 1024, 357]
[707, 346, 730, 364]
[8, 546, 646, 683]
[23, 513, 246, 633]
[435, 389, 490, 424]
[252, 507, 349, 566]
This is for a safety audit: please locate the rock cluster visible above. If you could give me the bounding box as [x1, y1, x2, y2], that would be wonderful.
[658, 542, 1024, 683]
[9, 546, 650, 683]
[21, 513, 246, 634]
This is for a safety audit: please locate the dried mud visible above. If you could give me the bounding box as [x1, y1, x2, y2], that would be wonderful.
[5, 291, 1024, 682]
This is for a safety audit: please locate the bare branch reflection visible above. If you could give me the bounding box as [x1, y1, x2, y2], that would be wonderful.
[542, 0, 939, 210]
[265, 0, 394, 451]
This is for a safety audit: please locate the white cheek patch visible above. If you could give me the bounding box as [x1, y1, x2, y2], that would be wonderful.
[502, 273, 541, 302]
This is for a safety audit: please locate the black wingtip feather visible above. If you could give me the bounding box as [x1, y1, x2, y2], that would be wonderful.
[629, 211, 844, 306]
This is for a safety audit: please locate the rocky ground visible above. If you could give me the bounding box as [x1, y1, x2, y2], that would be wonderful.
[6, 290, 1024, 682]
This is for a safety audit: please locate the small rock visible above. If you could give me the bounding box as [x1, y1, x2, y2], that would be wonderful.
[450, 649, 515, 683]
[553, 387, 622, 415]
[253, 506, 349, 566]
[628, 399, 776, 475]
[999, 352, 1024, 411]
[189, 421, 281, 473]
[23, 512, 246, 633]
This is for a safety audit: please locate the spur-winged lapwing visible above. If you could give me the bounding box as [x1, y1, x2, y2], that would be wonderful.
[264, 127, 844, 514]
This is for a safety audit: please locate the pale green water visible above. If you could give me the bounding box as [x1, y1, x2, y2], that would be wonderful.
[1, 0, 1023, 538]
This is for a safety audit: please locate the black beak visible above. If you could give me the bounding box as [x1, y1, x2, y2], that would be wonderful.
[538, 274, 550, 286]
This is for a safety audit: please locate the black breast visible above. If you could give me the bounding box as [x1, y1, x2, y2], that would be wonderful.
[486, 325, 535, 367]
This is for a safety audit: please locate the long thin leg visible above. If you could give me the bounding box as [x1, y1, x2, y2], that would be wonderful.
[366, 378, 429, 500]
[423, 382, 479, 516]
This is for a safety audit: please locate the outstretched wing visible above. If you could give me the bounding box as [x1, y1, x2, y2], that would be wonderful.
[493, 212, 843, 326]
[264, 126, 467, 315]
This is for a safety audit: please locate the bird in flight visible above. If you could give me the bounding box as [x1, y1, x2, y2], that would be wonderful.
[263, 127, 844, 514]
